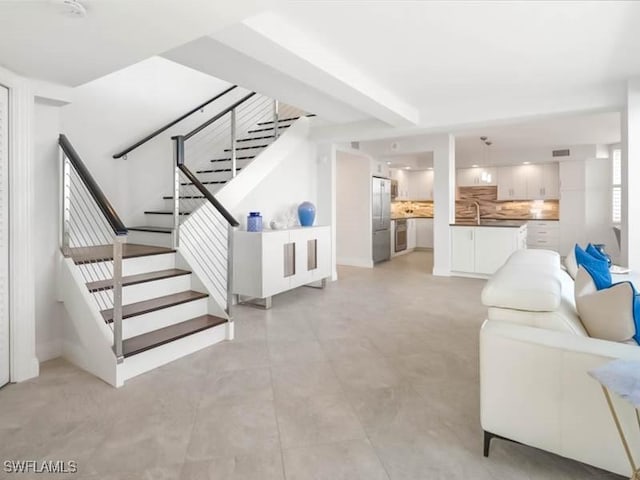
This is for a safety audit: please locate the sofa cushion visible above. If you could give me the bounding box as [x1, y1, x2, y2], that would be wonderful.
[575, 267, 638, 343]
[482, 250, 562, 312]
[564, 246, 578, 280]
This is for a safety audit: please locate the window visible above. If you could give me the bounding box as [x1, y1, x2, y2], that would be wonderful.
[612, 148, 621, 224]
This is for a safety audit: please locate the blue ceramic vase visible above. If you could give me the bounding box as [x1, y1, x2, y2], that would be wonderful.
[298, 201, 316, 227]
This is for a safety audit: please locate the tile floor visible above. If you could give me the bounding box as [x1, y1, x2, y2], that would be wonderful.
[0, 251, 624, 479]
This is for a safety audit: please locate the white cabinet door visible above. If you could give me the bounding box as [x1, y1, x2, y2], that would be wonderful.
[542, 163, 560, 199]
[457, 168, 478, 187]
[408, 170, 433, 200]
[451, 227, 475, 272]
[407, 219, 417, 249]
[512, 165, 528, 199]
[497, 166, 514, 200]
[415, 218, 433, 248]
[393, 169, 409, 200]
[424, 170, 434, 200]
[261, 231, 292, 296]
[474, 227, 517, 275]
[0, 85, 7, 387]
[526, 164, 544, 200]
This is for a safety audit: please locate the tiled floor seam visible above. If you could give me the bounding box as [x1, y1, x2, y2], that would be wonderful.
[269, 366, 289, 480]
[317, 340, 394, 480]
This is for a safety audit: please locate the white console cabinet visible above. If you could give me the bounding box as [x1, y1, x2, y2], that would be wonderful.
[233, 226, 331, 308]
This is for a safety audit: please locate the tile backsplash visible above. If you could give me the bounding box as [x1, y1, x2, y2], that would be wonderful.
[457, 186, 559, 220]
[391, 187, 560, 221]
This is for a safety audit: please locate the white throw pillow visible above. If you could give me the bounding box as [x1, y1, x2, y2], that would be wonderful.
[574, 267, 636, 343]
[564, 246, 578, 280]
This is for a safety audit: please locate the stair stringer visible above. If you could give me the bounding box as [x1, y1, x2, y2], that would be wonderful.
[176, 117, 311, 318]
[59, 256, 118, 386]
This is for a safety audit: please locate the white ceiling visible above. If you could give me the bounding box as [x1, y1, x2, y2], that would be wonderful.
[0, 0, 275, 86]
[274, 1, 640, 127]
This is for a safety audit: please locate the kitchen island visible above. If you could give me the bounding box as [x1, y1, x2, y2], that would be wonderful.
[450, 220, 527, 277]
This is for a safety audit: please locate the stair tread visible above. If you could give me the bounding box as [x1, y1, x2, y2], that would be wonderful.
[128, 226, 174, 234]
[223, 144, 269, 152]
[257, 115, 305, 126]
[145, 211, 191, 215]
[101, 290, 208, 323]
[182, 181, 226, 186]
[123, 314, 227, 358]
[236, 135, 276, 142]
[195, 167, 241, 174]
[162, 195, 204, 200]
[248, 125, 292, 134]
[86, 268, 190, 292]
[210, 155, 255, 163]
[69, 243, 175, 265]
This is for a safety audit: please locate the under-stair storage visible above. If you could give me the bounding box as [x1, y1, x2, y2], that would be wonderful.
[233, 226, 331, 308]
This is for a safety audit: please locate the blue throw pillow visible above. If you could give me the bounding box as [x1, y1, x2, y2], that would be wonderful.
[586, 243, 608, 262]
[575, 244, 612, 290]
[634, 294, 640, 345]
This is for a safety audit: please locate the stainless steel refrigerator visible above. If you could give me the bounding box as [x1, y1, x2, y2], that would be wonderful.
[372, 177, 391, 263]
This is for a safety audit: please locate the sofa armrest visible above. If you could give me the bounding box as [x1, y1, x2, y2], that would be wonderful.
[480, 320, 640, 476]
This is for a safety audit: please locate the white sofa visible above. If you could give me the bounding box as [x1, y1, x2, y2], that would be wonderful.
[480, 249, 640, 477]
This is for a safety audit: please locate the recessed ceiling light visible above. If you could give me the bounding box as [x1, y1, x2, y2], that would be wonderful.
[405, 166, 411, 170]
[386, 161, 391, 165]
[428, 167, 433, 170]
[523, 161, 531, 165]
[471, 164, 479, 168]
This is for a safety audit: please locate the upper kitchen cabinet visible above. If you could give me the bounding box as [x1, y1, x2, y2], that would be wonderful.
[457, 167, 497, 187]
[496, 163, 559, 200]
[497, 165, 528, 200]
[371, 159, 390, 178]
[407, 170, 434, 200]
[391, 169, 433, 200]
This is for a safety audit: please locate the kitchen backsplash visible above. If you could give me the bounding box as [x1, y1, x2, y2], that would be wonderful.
[456, 186, 559, 220]
[391, 187, 560, 221]
[391, 201, 433, 218]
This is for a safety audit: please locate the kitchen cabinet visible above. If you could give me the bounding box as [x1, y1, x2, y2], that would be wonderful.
[233, 226, 331, 307]
[457, 167, 497, 187]
[390, 169, 409, 200]
[407, 170, 434, 200]
[371, 159, 390, 178]
[451, 227, 476, 272]
[407, 219, 417, 250]
[497, 163, 560, 200]
[451, 224, 527, 276]
[527, 220, 560, 252]
[415, 218, 434, 248]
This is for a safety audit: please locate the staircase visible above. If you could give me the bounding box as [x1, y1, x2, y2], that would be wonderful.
[58, 87, 314, 387]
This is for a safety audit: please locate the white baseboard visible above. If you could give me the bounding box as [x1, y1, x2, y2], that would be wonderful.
[337, 257, 374, 268]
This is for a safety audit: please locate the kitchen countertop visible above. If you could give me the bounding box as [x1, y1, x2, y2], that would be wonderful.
[391, 216, 433, 220]
[450, 220, 528, 228]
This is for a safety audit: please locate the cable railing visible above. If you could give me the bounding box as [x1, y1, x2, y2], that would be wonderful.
[59, 134, 128, 363]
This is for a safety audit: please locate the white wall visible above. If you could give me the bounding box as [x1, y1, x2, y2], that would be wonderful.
[232, 141, 318, 230]
[33, 100, 68, 361]
[336, 150, 373, 268]
[61, 56, 235, 227]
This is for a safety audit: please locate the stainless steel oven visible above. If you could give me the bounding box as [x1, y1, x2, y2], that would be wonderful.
[395, 218, 407, 252]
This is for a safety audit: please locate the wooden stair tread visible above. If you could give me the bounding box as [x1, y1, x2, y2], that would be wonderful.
[248, 125, 292, 134]
[195, 167, 241, 174]
[236, 135, 276, 142]
[128, 226, 174, 234]
[101, 290, 208, 323]
[257, 115, 305, 126]
[182, 180, 226, 186]
[210, 155, 255, 163]
[86, 268, 190, 292]
[145, 211, 190, 216]
[123, 314, 227, 358]
[162, 195, 205, 200]
[223, 144, 269, 152]
[69, 243, 175, 265]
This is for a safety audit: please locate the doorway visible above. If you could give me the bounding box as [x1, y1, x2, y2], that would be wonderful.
[0, 85, 9, 387]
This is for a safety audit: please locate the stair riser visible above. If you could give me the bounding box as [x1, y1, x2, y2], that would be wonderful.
[78, 252, 176, 278]
[118, 322, 229, 384]
[144, 213, 186, 229]
[122, 297, 208, 339]
[127, 230, 174, 249]
[92, 275, 192, 306]
[162, 199, 206, 212]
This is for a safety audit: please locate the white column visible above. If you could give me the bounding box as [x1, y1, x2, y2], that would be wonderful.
[433, 134, 455, 276]
[621, 79, 640, 269]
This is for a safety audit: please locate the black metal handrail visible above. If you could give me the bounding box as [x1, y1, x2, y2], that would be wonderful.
[59, 134, 128, 236]
[112, 85, 238, 159]
[184, 92, 256, 141]
[173, 135, 239, 227]
[179, 165, 240, 227]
